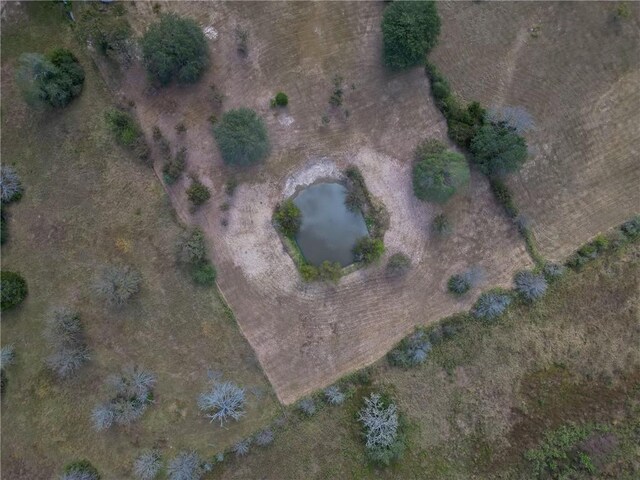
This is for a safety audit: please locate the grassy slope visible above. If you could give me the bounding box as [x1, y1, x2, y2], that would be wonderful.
[215, 242, 639, 479]
[1, 4, 278, 479]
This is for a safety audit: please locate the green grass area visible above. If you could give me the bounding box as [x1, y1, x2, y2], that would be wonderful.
[1, 4, 278, 478]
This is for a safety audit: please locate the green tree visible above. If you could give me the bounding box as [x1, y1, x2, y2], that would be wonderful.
[141, 14, 209, 86]
[382, 1, 441, 70]
[213, 108, 271, 166]
[353, 237, 385, 264]
[16, 49, 85, 108]
[470, 122, 528, 175]
[274, 199, 302, 238]
[412, 140, 469, 203]
[1, 271, 28, 311]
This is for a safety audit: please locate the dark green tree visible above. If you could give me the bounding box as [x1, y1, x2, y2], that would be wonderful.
[353, 237, 385, 264]
[381, 1, 441, 70]
[412, 140, 469, 203]
[470, 122, 528, 175]
[213, 108, 271, 166]
[141, 14, 209, 85]
[273, 199, 302, 238]
[0, 271, 28, 311]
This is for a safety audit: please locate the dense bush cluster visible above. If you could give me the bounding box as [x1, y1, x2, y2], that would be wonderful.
[177, 228, 217, 286]
[353, 237, 385, 264]
[94, 264, 141, 307]
[105, 108, 150, 163]
[92, 366, 156, 431]
[167, 451, 204, 480]
[470, 122, 528, 176]
[60, 460, 100, 480]
[141, 14, 209, 85]
[16, 48, 85, 108]
[412, 139, 469, 203]
[133, 450, 162, 480]
[385, 253, 411, 278]
[0, 271, 28, 311]
[567, 234, 610, 270]
[472, 291, 512, 321]
[198, 381, 246, 425]
[489, 176, 519, 219]
[620, 216, 640, 240]
[273, 199, 302, 238]
[43, 309, 89, 379]
[213, 108, 270, 166]
[77, 3, 132, 64]
[381, 0, 441, 70]
[388, 330, 431, 367]
[514, 270, 548, 301]
[163, 147, 187, 185]
[186, 179, 211, 206]
[0, 166, 23, 204]
[358, 393, 403, 465]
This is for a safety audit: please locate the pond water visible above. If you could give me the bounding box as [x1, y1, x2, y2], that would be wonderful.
[293, 182, 369, 267]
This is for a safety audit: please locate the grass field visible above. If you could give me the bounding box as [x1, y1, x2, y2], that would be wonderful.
[1, 4, 278, 478]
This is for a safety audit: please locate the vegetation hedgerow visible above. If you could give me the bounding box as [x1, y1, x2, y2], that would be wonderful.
[198, 381, 246, 425]
[94, 264, 141, 307]
[191, 262, 217, 286]
[0, 271, 28, 311]
[186, 179, 211, 206]
[324, 385, 345, 406]
[386, 253, 411, 278]
[213, 108, 270, 166]
[274, 199, 302, 238]
[388, 330, 431, 367]
[298, 398, 317, 416]
[381, 0, 441, 70]
[620, 215, 640, 240]
[358, 393, 404, 465]
[16, 48, 85, 108]
[105, 108, 150, 163]
[353, 237, 385, 264]
[0, 166, 23, 204]
[141, 14, 209, 85]
[514, 270, 548, 301]
[472, 291, 512, 321]
[412, 139, 470, 203]
[470, 122, 528, 175]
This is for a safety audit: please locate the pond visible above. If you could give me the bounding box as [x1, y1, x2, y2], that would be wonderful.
[293, 182, 369, 267]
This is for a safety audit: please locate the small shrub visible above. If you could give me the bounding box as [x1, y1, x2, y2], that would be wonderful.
[235, 26, 249, 57]
[298, 398, 317, 416]
[386, 253, 411, 278]
[94, 264, 141, 307]
[16, 49, 85, 108]
[0, 166, 23, 204]
[388, 330, 431, 367]
[470, 122, 528, 175]
[163, 147, 187, 184]
[198, 381, 246, 425]
[167, 451, 204, 480]
[141, 14, 209, 85]
[133, 450, 162, 480]
[514, 270, 548, 301]
[1, 271, 28, 311]
[273, 91, 288, 107]
[472, 291, 512, 321]
[61, 460, 100, 480]
[412, 140, 470, 203]
[105, 108, 150, 162]
[381, 0, 441, 70]
[255, 428, 274, 447]
[178, 228, 207, 264]
[233, 438, 251, 457]
[225, 177, 238, 196]
[432, 213, 451, 235]
[299, 263, 319, 282]
[329, 75, 344, 107]
[489, 176, 519, 218]
[191, 261, 216, 286]
[213, 108, 270, 166]
[318, 261, 342, 283]
[324, 385, 345, 406]
[175, 122, 187, 134]
[1, 345, 16, 370]
[353, 237, 384, 264]
[543, 262, 566, 280]
[273, 199, 302, 238]
[358, 393, 403, 465]
[447, 274, 470, 296]
[186, 179, 211, 206]
[620, 215, 640, 239]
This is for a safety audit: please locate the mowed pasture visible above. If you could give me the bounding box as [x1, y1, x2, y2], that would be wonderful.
[430, 1, 640, 261]
[116, 1, 531, 404]
[1, 4, 277, 478]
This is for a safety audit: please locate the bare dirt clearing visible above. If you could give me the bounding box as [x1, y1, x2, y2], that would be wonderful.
[116, 2, 534, 403]
[431, 1, 640, 261]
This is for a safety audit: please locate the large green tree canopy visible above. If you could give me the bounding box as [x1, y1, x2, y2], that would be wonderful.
[141, 14, 209, 86]
[470, 122, 528, 175]
[412, 140, 470, 203]
[382, 0, 441, 70]
[213, 108, 271, 166]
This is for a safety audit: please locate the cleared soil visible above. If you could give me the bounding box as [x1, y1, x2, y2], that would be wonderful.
[430, 1, 640, 261]
[116, 1, 532, 403]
